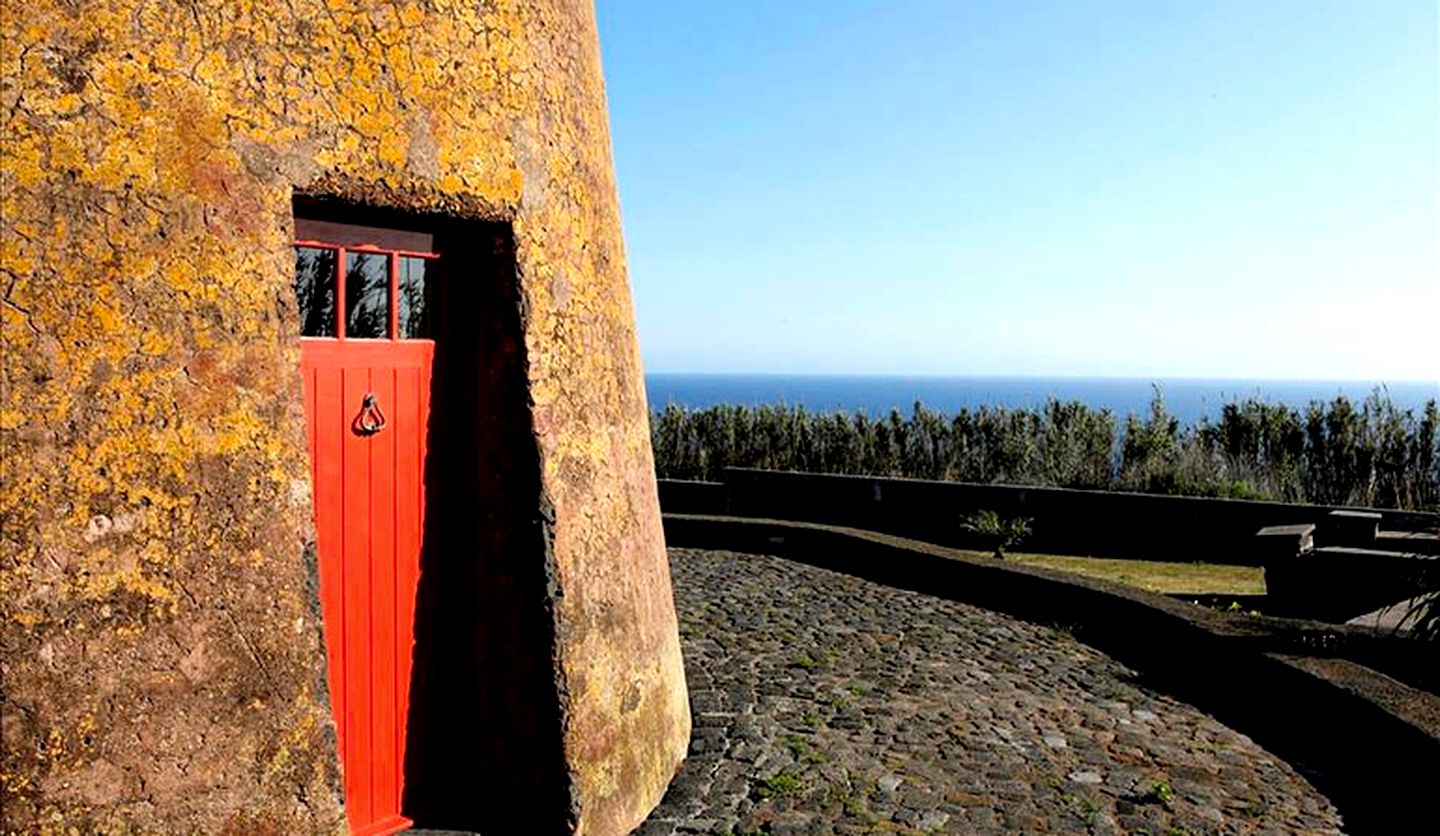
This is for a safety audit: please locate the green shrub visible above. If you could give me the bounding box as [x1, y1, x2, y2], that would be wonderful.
[959, 509, 1033, 559]
[650, 391, 1440, 511]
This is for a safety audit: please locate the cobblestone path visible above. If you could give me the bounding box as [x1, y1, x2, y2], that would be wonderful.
[640, 549, 1342, 835]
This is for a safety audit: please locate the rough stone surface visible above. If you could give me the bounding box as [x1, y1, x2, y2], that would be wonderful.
[1, 2, 687, 833]
[645, 549, 1344, 834]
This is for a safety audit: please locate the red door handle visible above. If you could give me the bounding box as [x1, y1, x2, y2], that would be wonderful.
[352, 393, 388, 436]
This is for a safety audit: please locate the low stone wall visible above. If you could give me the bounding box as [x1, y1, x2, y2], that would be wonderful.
[1377, 530, 1440, 556]
[657, 469, 1439, 565]
[660, 513, 1440, 835]
[656, 479, 730, 515]
[1267, 547, 1440, 623]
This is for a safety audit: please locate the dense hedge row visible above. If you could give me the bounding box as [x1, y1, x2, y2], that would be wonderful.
[650, 391, 1440, 511]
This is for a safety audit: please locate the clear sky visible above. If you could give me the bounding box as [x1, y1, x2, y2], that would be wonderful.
[595, 0, 1437, 381]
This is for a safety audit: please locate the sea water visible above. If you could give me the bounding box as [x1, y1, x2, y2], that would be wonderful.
[644, 374, 1439, 429]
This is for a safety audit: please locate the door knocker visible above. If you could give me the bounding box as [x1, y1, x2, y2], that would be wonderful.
[352, 393, 388, 436]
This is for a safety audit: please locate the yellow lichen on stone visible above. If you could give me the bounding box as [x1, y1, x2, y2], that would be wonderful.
[4, 0, 687, 832]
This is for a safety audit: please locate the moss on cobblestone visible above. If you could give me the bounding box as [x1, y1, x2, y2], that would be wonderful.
[756, 770, 806, 799]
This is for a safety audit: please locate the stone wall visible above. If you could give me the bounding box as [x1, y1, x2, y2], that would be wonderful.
[1, 1, 688, 832]
[657, 470, 1438, 565]
[1266, 547, 1439, 623]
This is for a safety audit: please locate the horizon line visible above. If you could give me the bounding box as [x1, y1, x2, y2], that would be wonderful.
[643, 371, 1440, 386]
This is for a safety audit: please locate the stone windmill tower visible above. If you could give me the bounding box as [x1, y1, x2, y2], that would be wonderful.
[1, 2, 690, 833]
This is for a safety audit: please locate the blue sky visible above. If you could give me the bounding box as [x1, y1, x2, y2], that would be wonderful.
[595, 0, 1437, 381]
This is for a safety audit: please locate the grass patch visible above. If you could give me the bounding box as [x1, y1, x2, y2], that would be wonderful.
[784, 734, 828, 764]
[756, 770, 806, 799]
[1059, 790, 1102, 827]
[1003, 552, 1264, 596]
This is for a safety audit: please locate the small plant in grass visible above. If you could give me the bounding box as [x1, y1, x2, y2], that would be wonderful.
[960, 509, 1033, 559]
[792, 654, 819, 671]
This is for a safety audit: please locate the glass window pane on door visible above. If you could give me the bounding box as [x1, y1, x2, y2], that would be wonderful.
[294, 247, 337, 337]
[346, 252, 390, 338]
[398, 256, 432, 339]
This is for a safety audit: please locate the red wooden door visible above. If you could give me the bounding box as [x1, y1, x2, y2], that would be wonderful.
[293, 221, 438, 835]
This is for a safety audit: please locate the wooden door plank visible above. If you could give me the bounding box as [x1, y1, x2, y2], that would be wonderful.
[369, 364, 399, 815]
[341, 365, 375, 828]
[310, 354, 347, 752]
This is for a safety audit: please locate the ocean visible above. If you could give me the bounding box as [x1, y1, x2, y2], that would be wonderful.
[644, 374, 1440, 429]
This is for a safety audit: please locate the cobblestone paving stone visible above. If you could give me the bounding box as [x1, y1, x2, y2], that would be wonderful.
[639, 549, 1343, 835]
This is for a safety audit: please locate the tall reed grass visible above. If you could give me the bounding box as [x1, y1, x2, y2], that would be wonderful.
[650, 390, 1439, 511]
